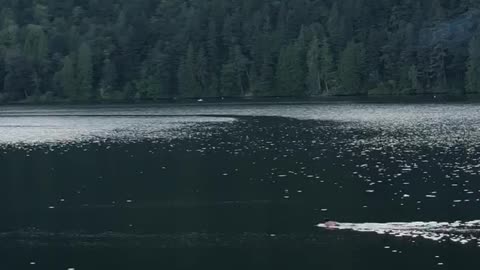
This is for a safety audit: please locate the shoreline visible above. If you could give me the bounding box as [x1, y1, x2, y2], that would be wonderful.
[3, 94, 480, 107]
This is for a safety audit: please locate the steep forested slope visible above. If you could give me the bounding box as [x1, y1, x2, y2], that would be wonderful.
[1, 0, 480, 102]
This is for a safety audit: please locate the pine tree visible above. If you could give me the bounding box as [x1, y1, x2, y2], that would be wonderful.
[76, 42, 93, 100]
[137, 47, 172, 99]
[0, 8, 16, 28]
[428, 43, 448, 90]
[23, 25, 48, 65]
[327, 2, 350, 52]
[196, 47, 208, 95]
[177, 59, 188, 97]
[33, 4, 49, 25]
[466, 35, 480, 93]
[207, 74, 219, 97]
[100, 58, 117, 99]
[276, 42, 306, 96]
[3, 49, 34, 99]
[207, 19, 219, 68]
[220, 61, 238, 96]
[276, 47, 290, 96]
[306, 35, 322, 95]
[319, 38, 336, 94]
[408, 65, 419, 91]
[177, 44, 201, 97]
[254, 55, 274, 96]
[59, 55, 76, 98]
[0, 24, 19, 49]
[232, 45, 249, 95]
[339, 41, 363, 94]
[222, 15, 234, 56]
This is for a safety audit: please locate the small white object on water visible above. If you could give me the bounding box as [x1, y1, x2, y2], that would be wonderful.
[48, 206, 55, 209]
[197, 99, 204, 102]
[30, 262, 36, 265]
[321, 209, 328, 212]
[126, 200, 133, 203]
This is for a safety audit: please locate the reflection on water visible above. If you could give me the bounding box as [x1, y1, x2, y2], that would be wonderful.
[1, 103, 480, 270]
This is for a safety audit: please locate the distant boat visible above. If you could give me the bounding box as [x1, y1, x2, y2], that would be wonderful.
[197, 99, 204, 102]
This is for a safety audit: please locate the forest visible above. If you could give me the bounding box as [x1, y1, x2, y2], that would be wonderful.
[1, 0, 480, 102]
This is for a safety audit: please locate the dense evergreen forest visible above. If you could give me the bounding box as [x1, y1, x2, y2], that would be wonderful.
[2, 0, 480, 102]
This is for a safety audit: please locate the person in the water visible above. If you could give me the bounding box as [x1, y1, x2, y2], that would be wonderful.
[324, 219, 338, 228]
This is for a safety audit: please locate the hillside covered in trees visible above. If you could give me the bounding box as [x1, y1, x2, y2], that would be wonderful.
[2, 0, 480, 102]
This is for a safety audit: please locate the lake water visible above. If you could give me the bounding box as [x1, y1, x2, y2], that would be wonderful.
[1, 103, 480, 269]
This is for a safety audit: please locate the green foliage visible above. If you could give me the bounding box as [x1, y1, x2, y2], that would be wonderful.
[0, 24, 19, 49]
[339, 41, 366, 95]
[0, 0, 478, 102]
[136, 47, 170, 100]
[319, 38, 336, 94]
[276, 41, 306, 96]
[178, 44, 202, 98]
[99, 59, 118, 99]
[3, 49, 33, 99]
[408, 65, 419, 92]
[59, 55, 76, 98]
[306, 35, 321, 95]
[220, 61, 239, 96]
[76, 43, 93, 100]
[196, 47, 209, 94]
[466, 35, 480, 93]
[23, 25, 48, 64]
[253, 55, 274, 96]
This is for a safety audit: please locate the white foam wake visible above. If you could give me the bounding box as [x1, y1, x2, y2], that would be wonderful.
[317, 221, 480, 245]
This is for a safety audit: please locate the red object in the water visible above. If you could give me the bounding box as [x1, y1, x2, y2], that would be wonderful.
[325, 221, 338, 228]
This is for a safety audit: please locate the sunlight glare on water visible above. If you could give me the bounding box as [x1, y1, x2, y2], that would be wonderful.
[0, 112, 235, 146]
[2, 103, 480, 270]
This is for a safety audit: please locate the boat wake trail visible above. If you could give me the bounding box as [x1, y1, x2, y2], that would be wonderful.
[317, 221, 480, 246]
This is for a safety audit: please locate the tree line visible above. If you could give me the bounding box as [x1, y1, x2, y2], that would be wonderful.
[1, 0, 480, 102]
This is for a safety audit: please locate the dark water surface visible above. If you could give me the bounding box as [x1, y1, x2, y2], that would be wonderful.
[1, 103, 480, 269]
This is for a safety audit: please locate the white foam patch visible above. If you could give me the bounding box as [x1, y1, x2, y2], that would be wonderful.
[317, 220, 480, 245]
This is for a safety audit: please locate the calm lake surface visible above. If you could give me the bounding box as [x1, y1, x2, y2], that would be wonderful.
[1, 103, 480, 269]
